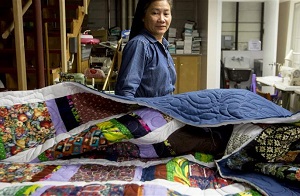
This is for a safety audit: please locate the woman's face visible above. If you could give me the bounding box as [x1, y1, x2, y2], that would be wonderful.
[143, 0, 172, 42]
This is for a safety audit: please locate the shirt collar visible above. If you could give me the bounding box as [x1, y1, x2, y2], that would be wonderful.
[141, 29, 169, 47]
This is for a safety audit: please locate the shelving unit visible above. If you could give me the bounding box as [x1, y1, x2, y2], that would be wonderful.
[0, 0, 89, 90]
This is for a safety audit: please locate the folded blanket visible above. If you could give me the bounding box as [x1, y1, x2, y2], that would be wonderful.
[0, 82, 299, 196]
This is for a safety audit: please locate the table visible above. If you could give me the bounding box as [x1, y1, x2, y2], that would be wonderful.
[256, 76, 283, 86]
[256, 76, 300, 110]
[294, 89, 300, 95]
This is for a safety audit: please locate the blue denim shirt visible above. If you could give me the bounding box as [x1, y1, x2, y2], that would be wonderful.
[115, 30, 176, 98]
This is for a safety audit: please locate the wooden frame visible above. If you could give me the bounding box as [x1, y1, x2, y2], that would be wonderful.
[12, 0, 27, 90]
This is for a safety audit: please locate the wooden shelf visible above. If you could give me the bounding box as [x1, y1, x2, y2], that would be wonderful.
[0, 66, 60, 74]
[0, 48, 62, 55]
[23, 16, 74, 23]
[0, 49, 16, 54]
[0, 0, 89, 90]
[42, 5, 82, 10]
[24, 29, 66, 37]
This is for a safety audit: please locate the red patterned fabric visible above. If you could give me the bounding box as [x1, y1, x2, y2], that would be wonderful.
[72, 93, 132, 124]
[84, 68, 106, 79]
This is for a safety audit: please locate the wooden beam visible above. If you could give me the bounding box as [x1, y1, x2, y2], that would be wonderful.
[77, 32, 82, 72]
[72, 7, 86, 37]
[67, 2, 90, 71]
[2, 0, 32, 39]
[59, 0, 68, 72]
[102, 39, 122, 91]
[13, 0, 27, 90]
[44, 22, 51, 85]
[33, 0, 45, 88]
[83, 0, 88, 14]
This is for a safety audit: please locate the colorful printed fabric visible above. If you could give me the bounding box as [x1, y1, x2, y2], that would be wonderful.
[96, 118, 133, 142]
[71, 93, 132, 124]
[0, 163, 50, 183]
[0, 185, 27, 196]
[15, 185, 40, 196]
[70, 164, 136, 182]
[0, 179, 241, 196]
[0, 93, 136, 162]
[194, 152, 214, 163]
[0, 156, 234, 189]
[42, 125, 109, 160]
[38, 107, 182, 162]
[226, 124, 300, 184]
[139, 157, 233, 189]
[40, 185, 82, 196]
[1, 92, 215, 164]
[0, 183, 199, 196]
[0, 102, 56, 160]
[76, 184, 113, 196]
[166, 157, 190, 186]
[227, 189, 262, 196]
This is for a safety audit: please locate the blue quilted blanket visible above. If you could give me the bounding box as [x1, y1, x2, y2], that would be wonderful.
[0, 82, 299, 196]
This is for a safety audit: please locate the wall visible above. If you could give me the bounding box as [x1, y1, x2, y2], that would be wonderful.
[197, 0, 208, 90]
[292, 2, 300, 53]
[207, 0, 222, 89]
[277, 1, 290, 65]
[222, 2, 263, 51]
[87, 0, 199, 38]
[87, 0, 117, 30]
[171, 0, 198, 36]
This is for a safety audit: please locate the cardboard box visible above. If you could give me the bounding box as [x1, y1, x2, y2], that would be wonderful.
[91, 30, 108, 42]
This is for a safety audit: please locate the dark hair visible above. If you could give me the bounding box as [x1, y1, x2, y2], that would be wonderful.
[129, 0, 173, 40]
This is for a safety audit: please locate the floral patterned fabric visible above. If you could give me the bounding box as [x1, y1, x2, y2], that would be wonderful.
[0, 102, 55, 159]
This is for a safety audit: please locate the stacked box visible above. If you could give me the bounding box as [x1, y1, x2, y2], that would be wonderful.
[168, 44, 176, 54]
[167, 27, 177, 54]
[168, 27, 177, 43]
[183, 22, 194, 54]
[184, 35, 192, 54]
[181, 21, 202, 54]
[175, 40, 184, 54]
[192, 34, 201, 54]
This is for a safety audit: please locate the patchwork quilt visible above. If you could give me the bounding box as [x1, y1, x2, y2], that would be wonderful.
[0, 82, 299, 196]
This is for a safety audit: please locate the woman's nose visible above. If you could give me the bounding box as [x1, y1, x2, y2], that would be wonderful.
[158, 14, 166, 22]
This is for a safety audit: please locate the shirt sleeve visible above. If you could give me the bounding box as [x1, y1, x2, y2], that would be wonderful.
[115, 40, 147, 97]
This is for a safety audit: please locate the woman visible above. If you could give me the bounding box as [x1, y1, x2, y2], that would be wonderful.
[115, 0, 176, 98]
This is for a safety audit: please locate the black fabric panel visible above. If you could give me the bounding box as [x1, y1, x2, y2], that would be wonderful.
[153, 142, 174, 158]
[55, 96, 79, 131]
[116, 114, 149, 138]
[167, 125, 233, 158]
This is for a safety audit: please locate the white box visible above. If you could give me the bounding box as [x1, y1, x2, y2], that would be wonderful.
[176, 41, 184, 46]
[184, 23, 194, 30]
[168, 37, 175, 43]
[248, 40, 261, 51]
[184, 49, 192, 54]
[168, 27, 177, 37]
[169, 27, 176, 34]
[176, 49, 184, 54]
[192, 32, 199, 37]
